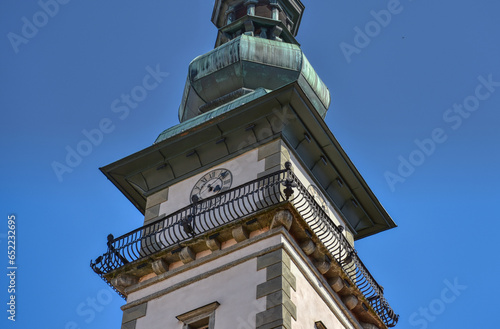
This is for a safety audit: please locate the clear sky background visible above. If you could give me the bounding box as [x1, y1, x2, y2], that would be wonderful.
[1, 1, 499, 328]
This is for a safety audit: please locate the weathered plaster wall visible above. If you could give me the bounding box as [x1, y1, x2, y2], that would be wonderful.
[135, 258, 265, 329]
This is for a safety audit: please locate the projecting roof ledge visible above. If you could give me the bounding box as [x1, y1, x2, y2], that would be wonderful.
[159, 88, 270, 144]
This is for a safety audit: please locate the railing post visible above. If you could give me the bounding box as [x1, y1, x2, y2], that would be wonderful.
[107, 234, 129, 266]
[90, 256, 103, 274]
[283, 161, 296, 200]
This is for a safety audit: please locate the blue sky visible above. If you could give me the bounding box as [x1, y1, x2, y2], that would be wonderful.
[1, 0, 499, 328]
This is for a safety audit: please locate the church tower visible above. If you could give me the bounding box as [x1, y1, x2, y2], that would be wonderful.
[91, 1, 399, 328]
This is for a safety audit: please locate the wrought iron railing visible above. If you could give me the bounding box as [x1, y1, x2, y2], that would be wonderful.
[91, 163, 398, 327]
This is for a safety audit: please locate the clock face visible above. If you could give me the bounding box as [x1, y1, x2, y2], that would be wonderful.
[307, 185, 330, 217]
[190, 168, 233, 204]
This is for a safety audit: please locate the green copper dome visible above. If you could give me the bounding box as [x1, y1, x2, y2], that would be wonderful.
[178, 34, 331, 122]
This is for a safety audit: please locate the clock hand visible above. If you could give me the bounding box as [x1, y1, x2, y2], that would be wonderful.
[197, 181, 211, 195]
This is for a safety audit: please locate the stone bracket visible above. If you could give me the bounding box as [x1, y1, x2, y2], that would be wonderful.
[152, 258, 169, 275]
[179, 246, 196, 264]
[232, 225, 250, 242]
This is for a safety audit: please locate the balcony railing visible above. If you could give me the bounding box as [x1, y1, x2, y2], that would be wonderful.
[91, 163, 398, 327]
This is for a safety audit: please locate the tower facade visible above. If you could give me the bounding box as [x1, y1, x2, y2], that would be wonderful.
[91, 1, 399, 329]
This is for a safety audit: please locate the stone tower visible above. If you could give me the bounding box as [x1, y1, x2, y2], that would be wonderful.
[91, 1, 399, 328]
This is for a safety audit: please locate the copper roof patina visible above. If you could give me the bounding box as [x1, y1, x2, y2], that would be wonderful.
[178, 35, 331, 123]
